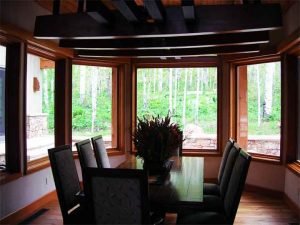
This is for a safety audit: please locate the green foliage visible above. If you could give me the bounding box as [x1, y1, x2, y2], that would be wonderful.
[41, 63, 281, 138]
[133, 114, 183, 162]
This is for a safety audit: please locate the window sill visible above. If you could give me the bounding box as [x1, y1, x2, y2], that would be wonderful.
[287, 162, 300, 177]
[0, 172, 22, 185]
[250, 153, 281, 165]
[27, 157, 50, 175]
[183, 150, 221, 157]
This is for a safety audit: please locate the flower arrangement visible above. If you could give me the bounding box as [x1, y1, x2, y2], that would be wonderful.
[133, 114, 183, 163]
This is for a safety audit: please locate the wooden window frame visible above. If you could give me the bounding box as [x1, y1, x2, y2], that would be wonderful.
[72, 59, 126, 155]
[131, 57, 222, 155]
[232, 56, 283, 163]
[26, 48, 57, 174]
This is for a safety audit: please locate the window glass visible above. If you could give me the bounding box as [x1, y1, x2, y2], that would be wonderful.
[238, 62, 281, 157]
[26, 54, 55, 161]
[72, 65, 114, 149]
[0, 45, 6, 169]
[136, 68, 218, 150]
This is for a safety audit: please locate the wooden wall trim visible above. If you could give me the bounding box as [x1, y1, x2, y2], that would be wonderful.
[284, 192, 300, 218]
[282, 54, 298, 163]
[5, 42, 27, 173]
[244, 184, 283, 198]
[55, 59, 72, 146]
[0, 191, 57, 225]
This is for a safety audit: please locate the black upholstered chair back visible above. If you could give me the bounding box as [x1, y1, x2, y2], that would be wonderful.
[48, 145, 81, 222]
[224, 149, 252, 224]
[84, 168, 151, 224]
[91, 135, 111, 168]
[217, 138, 235, 184]
[76, 139, 98, 169]
[219, 142, 240, 198]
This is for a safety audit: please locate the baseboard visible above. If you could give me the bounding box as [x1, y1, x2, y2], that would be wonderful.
[284, 193, 300, 218]
[0, 190, 57, 225]
[245, 184, 284, 198]
[204, 178, 218, 183]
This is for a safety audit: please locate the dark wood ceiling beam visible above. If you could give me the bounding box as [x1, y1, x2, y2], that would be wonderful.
[77, 0, 84, 13]
[34, 4, 281, 39]
[112, 0, 139, 22]
[182, 0, 195, 21]
[144, 0, 165, 22]
[86, 0, 113, 23]
[76, 45, 260, 57]
[59, 31, 269, 49]
[52, 0, 60, 15]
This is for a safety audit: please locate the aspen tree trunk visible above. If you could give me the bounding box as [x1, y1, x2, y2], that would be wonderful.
[143, 70, 147, 109]
[195, 68, 201, 123]
[169, 68, 173, 114]
[79, 66, 86, 104]
[189, 68, 193, 87]
[182, 68, 188, 126]
[173, 68, 179, 113]
[153, 68, 157, 93]
[42, 69, 49, 110]
[264, 63, 274, 117]
[200, 68, 204, 94]
[158, 68, 163, 92]
[256, 65, 261, 126]
[147, 69, 151, 104]
[91, 67, 98, 133]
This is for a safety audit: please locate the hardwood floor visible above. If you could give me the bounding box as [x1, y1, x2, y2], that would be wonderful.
[19, 191, 299, 225]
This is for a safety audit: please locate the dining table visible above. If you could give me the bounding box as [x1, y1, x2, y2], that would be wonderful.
[118, 156, 204, 212]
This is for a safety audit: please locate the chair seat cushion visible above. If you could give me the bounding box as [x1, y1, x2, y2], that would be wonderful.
[177, 195, 223, 215]
[203, 183, 220, 195]
[177, 211, 228, 224]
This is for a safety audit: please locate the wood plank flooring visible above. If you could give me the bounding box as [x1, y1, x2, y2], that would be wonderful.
[19, 191, 299, 225]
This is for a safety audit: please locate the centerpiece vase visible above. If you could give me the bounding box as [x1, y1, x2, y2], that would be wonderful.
[143, 159, 171, 175]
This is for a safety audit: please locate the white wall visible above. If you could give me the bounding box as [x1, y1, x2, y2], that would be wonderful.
[0, 46, 6, 68]
[0, 167, 55, 219]
[205, 156, 286, 192]
[247, 161, 285, 191]
[26, 54, 42, 115]
[0, 155, 127, 220]
[284, 169, 300, 209]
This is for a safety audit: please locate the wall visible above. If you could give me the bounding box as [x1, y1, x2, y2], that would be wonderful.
[0, 167, 55, 219]
[284, 169, 300, 209]
[0, 46, 6, 68]
[0, 155, 127, 220]
[26, 54, 42, 115]
[205, 156, 286, 192]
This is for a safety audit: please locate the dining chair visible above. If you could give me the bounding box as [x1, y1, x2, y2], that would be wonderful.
[48, 145, 90, 224]
[177, 149, 252, 224]
[84, 168, 151, 224]
[186, 142, 241, 213]
[75, 139, 98, 169]
[203, 138, 235, 196]
[91, 135, 111, 168]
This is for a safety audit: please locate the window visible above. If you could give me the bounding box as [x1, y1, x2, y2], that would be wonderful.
[237, 61, 281, 157]
[136, 67, 218, 150]
[72, 65, 117, 149]
[26, 54, 55, 162]
[0, 45, 6, 170]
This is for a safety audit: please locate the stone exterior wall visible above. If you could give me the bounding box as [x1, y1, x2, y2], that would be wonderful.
[26, 114, 48, 138]
[248, 138, 280, 156]
[183, 136, 280, 156]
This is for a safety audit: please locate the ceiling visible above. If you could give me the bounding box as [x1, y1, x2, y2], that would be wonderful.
[33, 0, 292, 58]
